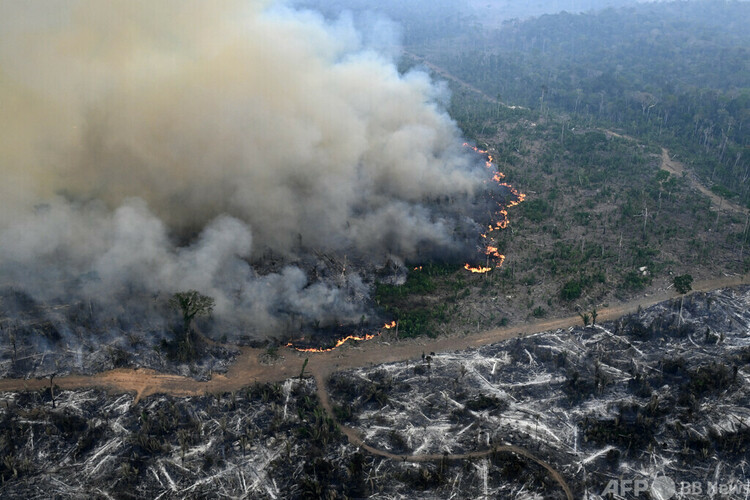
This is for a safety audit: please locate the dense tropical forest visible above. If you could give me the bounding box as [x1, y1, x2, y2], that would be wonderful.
[413, 1, 750, 207]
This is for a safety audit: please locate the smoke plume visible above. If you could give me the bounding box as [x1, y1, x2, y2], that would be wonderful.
[0, 1, 488, 340]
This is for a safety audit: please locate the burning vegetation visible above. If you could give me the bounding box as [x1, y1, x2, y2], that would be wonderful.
[462, 144, 526, 274]
[285, 321, 397, 353]
[284, 144, 525, 351]
[0, 1, 523, 352]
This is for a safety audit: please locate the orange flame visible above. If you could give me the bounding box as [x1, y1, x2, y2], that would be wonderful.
[285, 321, 397, 352]
[286, 333, 376, 353]
[462, 144, 525, 273]
[464, 263, 493, 274]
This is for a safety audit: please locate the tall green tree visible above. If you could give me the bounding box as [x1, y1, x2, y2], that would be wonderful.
[170, 290, 215, 349]
[673, 274, 693, 295]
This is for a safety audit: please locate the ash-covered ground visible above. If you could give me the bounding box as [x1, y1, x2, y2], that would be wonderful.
[328, 285, 750, 499]
[0, 380, 563, 499]
[0, 286, 749, 499]
[0, 380, 349, 499]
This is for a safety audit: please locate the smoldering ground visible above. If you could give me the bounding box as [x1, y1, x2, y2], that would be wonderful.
[0, 0, 502, 344]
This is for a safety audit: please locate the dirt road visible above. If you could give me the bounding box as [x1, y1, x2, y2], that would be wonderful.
[403, 53, 746, 219]
[660, 148, 749, 216]
[602, 131, 747, 217]
[404, 51, 527, 111]
[1, 275, 747, 399]
[1, 276, 746, 498]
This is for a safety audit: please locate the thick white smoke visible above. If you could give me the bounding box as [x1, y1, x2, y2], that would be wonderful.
[0, 1, 486, 339]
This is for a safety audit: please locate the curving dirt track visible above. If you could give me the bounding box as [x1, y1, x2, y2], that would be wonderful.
[2, 56, 744, 497]
[603, 131, 748, 217]
[335, 425, 574, 500]
[402, 54, 746, 218]
[660, 148, 749, 216]
[403, 51, 527, 111]
[313, 364, 575, 499]
[1, 275, 747, 498]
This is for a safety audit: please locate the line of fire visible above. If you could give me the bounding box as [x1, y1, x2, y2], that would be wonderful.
[463, 144, 526, 274]
[286, 145, 525, 352]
